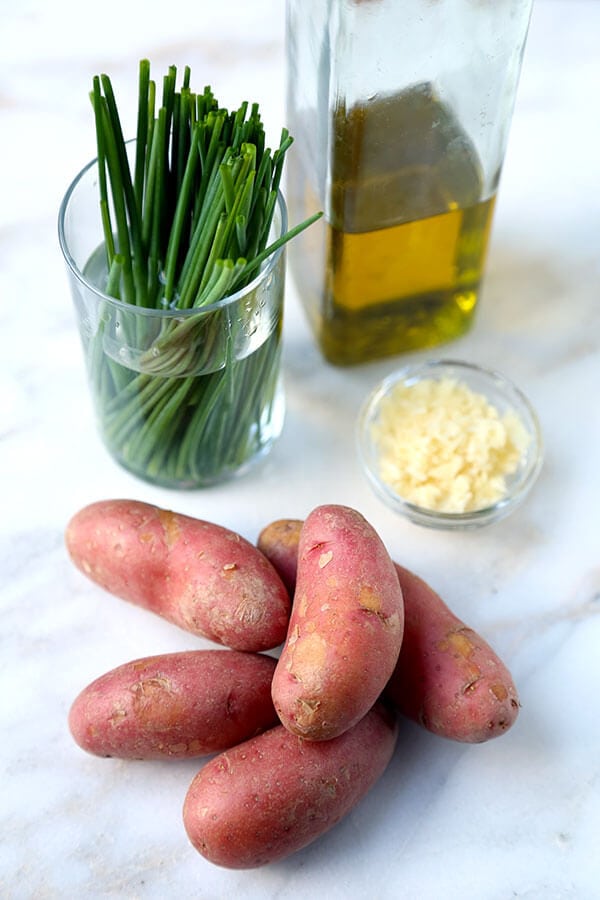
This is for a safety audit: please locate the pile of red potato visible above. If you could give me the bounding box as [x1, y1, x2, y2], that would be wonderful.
[66, 499, 520, 869]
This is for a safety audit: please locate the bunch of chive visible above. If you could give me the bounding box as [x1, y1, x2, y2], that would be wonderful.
[81, 60, 319, 486]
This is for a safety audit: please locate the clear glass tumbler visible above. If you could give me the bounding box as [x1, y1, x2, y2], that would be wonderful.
[285, 0, 533, 365]
[58, 153, 287, 488]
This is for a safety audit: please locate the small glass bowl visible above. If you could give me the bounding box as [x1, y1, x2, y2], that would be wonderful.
[356, 359, 544, 530]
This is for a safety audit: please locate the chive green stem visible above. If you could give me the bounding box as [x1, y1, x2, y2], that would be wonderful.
[86, 60, 321, 486]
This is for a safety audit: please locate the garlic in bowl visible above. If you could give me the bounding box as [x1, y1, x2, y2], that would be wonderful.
[356, 359, 543, 529]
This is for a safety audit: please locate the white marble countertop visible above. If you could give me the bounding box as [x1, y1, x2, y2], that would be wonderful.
[2, 1, 599, 897]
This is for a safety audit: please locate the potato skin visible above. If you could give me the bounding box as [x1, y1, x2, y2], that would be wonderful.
[271, 505, 404, 741]
[65, 499, 291, 651]
[257, 517, 519, 743]
[257, 518, 302, 596]
[68, 650, 279, 760]
[385, 565, 520, 742]
[183, 703, 398, 868]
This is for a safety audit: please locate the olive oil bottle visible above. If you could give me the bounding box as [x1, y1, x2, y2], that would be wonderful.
[285, 0, 533, 366]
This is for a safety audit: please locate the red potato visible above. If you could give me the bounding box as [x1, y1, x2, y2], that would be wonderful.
[257, 518, 302, 596]
[257, 515, 301, 590]
[68, 650, 279, 760]
[183, 703, 398, 868]
[65, 499, 291, 652]
[385, 565, 520, 742]
[258, 518, 520, 743]
[271, 505, 404, 741]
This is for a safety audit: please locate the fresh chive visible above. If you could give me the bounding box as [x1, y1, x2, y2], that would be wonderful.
[134, 59, 150, 212]
[85, 60, 321, 485]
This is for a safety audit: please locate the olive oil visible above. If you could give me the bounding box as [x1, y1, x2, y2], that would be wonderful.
[319, 195, 496, 365]
[287, 84, 497, 365]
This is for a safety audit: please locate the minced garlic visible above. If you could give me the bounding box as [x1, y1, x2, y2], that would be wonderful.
[372, 377, 531, 513]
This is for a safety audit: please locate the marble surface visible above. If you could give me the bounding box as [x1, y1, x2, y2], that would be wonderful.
[2, 1, 599, 897]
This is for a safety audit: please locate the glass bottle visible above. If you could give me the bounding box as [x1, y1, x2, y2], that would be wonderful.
[285, 0, 533, 365]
